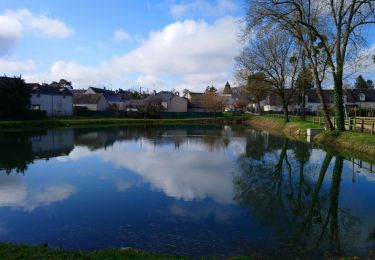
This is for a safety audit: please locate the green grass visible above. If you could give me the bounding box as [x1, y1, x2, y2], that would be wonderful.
[315, 130, 375, 162]
[0, 116, 249, 132]
[247, 115, 375, 159]
[286, 120, 321, 130]
[0, 243, 252, 259]
[0, 243, 187, 259]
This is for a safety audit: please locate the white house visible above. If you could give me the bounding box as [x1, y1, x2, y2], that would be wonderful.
[29, 84, 73, 116]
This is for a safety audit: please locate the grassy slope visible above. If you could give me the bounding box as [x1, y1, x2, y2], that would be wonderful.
[0, 243, 251, 260]
[246, 116, 321, 139]
[314, 130, 375, 162]
[0, 244, 187, 260]
[246, 115, 375, 160]
[0, 116, 247, 132]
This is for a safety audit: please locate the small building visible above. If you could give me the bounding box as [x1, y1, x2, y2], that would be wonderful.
[85, 87, 123, 109]
[73, 93, 109, 111]
[186, 92, 206, 112]
[30, 84, 73, 116]
[134, 91, 188, 112]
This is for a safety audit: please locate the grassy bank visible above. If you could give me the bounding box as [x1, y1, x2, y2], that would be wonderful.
[245, 116, 320, 139]
[0, 243, 186, 259]
[246, 115, 375, 161]
[0, 116, 247, 132]
[315, 130, 375, 162]
[0, 243, 252, 259]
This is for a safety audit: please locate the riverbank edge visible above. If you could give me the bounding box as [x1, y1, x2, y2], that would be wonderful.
[0, 243, 184, 259]
[0, 116, 247, 132]
[246, 115, 375, 163]
[0, 243, 250, 259]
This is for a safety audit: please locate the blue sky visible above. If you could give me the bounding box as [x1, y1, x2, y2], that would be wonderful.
[0, 0, 245, 92]
[0, 0, 374, 92]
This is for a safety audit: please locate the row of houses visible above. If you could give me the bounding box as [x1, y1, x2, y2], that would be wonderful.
[259, 88, 375, 114]
[28, 82, 236, 116]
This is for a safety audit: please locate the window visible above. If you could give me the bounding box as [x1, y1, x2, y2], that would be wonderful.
[359, 93, 365, 102]
[343, 95, 347, 103]
[32, 105, 40, 110]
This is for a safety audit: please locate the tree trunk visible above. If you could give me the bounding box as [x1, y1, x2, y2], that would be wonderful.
[333, 71, 346, 131]
[329, 155, 343, 254]
[312, 70, 334, 130]
[300, 87, 306, 121]
[256, 99, 262, 115]
[281, 95, 289, 123]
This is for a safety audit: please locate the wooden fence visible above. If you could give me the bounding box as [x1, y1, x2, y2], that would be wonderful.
[264, 114, 375, 135]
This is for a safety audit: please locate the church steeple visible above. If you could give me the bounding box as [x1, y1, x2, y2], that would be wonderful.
[223, 81, 232, 95]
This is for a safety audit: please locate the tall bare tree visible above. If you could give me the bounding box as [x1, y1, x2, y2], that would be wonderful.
[244, 0, 375, 130]
[243, 72, 272, 114]
[296, 63, 314, 120]
[236, 31, 300, 122]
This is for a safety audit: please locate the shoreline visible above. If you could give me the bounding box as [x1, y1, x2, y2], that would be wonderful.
[0, 116, 247, 133]
[0, 243, 188, 259]
[1, 114, 374, 162]
[245, 115, 375, 163]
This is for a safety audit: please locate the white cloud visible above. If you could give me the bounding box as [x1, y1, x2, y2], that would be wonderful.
[61, 140, 238, 204]
[5, 9, 73, 38]
[170, 0, 237, 19]
[114, 28, 132, 42]
[0, 174, 76, 211]
[136, 74, 165, 89]
[25, 17, 240, 91]
[0, 16, 22, 54]
[0, 8, 72, 55]
[0, 58, 36, 73]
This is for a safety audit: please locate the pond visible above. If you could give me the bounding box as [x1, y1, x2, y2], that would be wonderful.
[0, 125, 374, 258]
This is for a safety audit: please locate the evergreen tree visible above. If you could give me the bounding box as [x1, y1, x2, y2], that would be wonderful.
[366, 80, 374, 89]
[0, 76, 31, 118]
[354, 75, 368, 89]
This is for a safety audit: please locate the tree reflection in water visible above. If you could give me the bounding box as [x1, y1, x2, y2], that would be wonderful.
[234, 135, 361, 258]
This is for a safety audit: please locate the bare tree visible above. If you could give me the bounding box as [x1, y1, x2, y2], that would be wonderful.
[244, 0, 375, 130]
[241, 72, 272, 115]
[202, 91, 225, 115]
[296, 63, 314, 120]
[236, 31, 300, 122]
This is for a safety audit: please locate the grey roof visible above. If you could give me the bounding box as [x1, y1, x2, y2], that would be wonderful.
[71, 89, 86, 94]
[143, 91, 175, 103]
[349, 89, 375, 102]
[116, 90, 132, 101]
[30, 84, 73, 96]
[87, 87, 122, 102]
[73, 94, 105, 105]
[124, 99, 146, 106]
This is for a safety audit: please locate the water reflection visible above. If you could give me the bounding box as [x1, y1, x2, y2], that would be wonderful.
[0, 126, 374, 257]
[234, 138, 366, 257]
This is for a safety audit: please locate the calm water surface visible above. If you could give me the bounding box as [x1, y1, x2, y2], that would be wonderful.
[0, 125, 374, 258]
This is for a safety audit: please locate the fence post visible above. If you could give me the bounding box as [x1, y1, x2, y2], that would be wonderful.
[372, 121, 375, 135]
[361, 119, 364, 132]
[354, 117, 356, 131]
